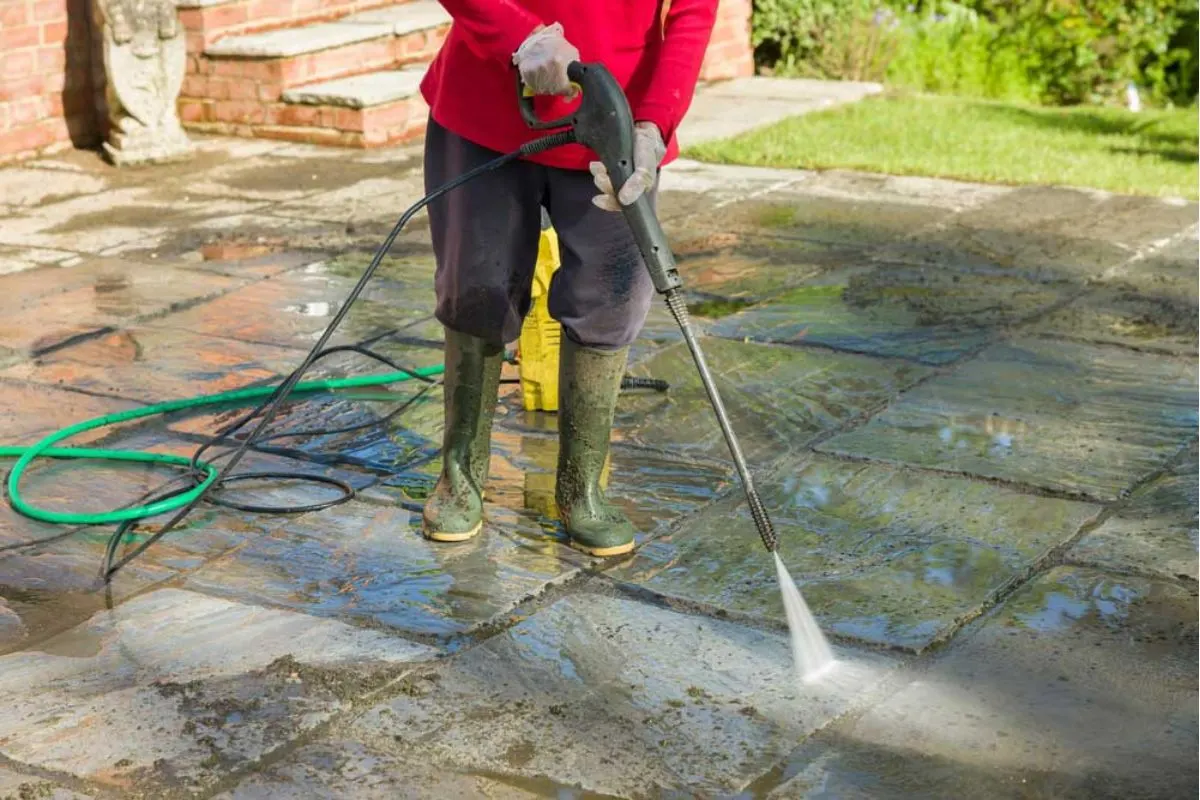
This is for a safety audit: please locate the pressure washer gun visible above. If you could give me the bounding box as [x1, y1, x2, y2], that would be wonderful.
[518, 62, 780, 554]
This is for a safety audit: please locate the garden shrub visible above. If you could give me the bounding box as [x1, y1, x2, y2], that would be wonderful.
[751, 0, 1199, 106]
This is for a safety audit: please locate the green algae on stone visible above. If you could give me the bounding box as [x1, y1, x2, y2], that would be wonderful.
[679, 194, 952, 249]
[616, 338, 930, 465]
[686, 297, 755, 319]
[821, 337, 1198, 502]
[608, 453, 1098, 651]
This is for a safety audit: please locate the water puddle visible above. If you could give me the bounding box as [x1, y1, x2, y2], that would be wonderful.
[774, 552, 835, 684]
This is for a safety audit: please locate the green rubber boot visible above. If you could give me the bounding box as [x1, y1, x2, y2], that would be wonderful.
[422, 329, 504, 542]
[555, 337, 637, 557]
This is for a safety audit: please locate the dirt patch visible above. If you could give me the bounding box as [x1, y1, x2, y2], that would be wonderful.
[263, 653, 405, 702]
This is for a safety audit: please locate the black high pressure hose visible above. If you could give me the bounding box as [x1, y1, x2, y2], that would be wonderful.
[101, 130, 577, 581]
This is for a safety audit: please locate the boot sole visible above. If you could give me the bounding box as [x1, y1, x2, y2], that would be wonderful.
[569, 539, 635, 557]
[423, 520, 482, 543]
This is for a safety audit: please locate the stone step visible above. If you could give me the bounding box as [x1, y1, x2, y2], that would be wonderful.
[187, 0, 447, 100]
[282, 67, 425, 109]
[180, 0, 447, 139]
[182, 66, 431, 148]
[178, 0, 401, 51]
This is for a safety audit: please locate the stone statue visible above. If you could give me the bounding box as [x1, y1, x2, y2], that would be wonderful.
[95, 0, 192, 166]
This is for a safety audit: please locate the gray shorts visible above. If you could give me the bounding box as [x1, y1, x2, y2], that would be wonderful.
[423, 117, 655, 350]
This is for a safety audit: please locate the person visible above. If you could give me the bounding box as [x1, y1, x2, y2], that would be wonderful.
[417, 0, 717, 556]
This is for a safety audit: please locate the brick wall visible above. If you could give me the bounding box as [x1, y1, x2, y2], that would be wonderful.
[699, 0, 754, 81]
[0, 0, 100, 164]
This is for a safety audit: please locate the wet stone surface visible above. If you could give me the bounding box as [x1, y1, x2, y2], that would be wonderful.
[669, 236, 864, 301]
[0, 258, 240, 356]
[609, 454, 1098, 650]
[145, 264, 431, 350]
[821, 337, 1198, 502]
[169, 380, 446, 474]
[348, 594, 901, 797]
[581, 338, 930, 466]
[708, 260, 1070, 364]
[879, 187, 1132, 277]
[0, 588, 435, 794]
[671, 192, 953, 253]
[0, 379, 138, 446]
[1028, 281, 1198, 355]
[1068, 448, 1198, 582]
[183, 499, 584, 640]
[0, 327, 307, 403]
[773, 567, 1198, 800]
[1108, 232, 1200, 301]
[2, 141, 1198, 798]
[0, 425, 376, 648]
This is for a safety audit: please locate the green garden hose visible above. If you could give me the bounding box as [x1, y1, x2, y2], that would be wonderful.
[0, 366, 444, 526]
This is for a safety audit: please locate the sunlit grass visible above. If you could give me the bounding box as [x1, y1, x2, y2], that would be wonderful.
[685, 93, 1199, 199]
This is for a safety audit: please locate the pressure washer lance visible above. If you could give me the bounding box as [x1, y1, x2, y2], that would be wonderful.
[519, 63, 780, 554]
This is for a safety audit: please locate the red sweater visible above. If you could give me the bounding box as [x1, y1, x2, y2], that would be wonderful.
[420, 0, 718, 170]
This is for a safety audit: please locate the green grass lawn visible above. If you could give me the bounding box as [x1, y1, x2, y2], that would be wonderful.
[685, 93, 1199, 199]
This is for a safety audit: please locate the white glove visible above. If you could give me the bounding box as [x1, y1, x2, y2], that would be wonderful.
[512, 23, 579, 97]
[589, 122, 665, 211]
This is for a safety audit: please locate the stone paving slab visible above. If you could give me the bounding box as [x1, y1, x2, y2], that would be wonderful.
[0, 379, 138, 446]
[1104, 230, 1199, 301]
[269, 172, 427, 225]
[347, 593, 902, 797]
[656, 159, 806, 222]
[1027, 282, 1198, 355]
[771, 567, 1198, 799]
[1067, 447, 1198, 582]
[0, 187, 266, 254]
[609, 453, 1098, 650]
[881, 188, 1195, 278]
[0, 258, 240, 356]
[670, 236, 870, 302]
[820, 337, 1197, 502]
[146, 266, 430, 350]
[178, 248, 324, 280]
[668, 191, 957, 256]
[708, 260, 1070, 364]
[0, 327, 307, 403]
[0, 430, 374, 648]
[0, 167, 107, 209]
[181, 157, 411, 204]
[216, 740, 539, 799]
[605, 337, 930, 465]
[183, 498, 585, 640]
[0, 589, 435, 795]
[181, 419, 733, 640]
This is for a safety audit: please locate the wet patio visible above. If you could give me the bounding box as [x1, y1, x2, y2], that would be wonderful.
[0, 137, 1196, 799]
